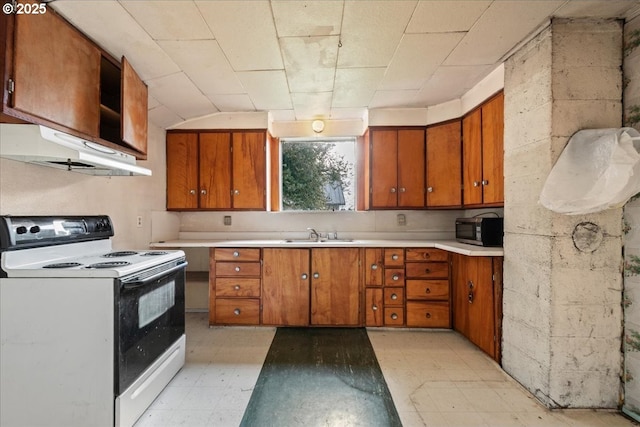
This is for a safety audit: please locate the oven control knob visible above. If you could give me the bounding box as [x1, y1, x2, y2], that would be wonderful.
[29, 226, 40, 233]
[16, 226, 27, 234]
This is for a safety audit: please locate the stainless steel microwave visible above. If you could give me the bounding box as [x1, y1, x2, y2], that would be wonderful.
[455, 217, 504, 247]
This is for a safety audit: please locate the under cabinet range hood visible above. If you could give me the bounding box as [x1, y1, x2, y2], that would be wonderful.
[0, 124, 152, 176]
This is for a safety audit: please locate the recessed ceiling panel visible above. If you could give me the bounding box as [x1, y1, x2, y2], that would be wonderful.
[281, 36, 339, 92]
[337, 0, 418, 68]
[159, 40, 245, 95]
[196, 1, 283, 71]
[406, 1, 492, 33]
[380, 33, 465, 91]
[333, 68, 386, 108]
[147, 72, 218, 120]
[237, 71, 293, 110]
[415, 65, 494, 106]
[121, 1, 213, 40]
[272, 0, 344, 37]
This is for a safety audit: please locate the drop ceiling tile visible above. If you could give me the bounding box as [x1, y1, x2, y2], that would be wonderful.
[147, 72, 218, 120]
[369, 89, 420, 109]
[272, 0, 343, 37]
[148, 95, 161, 110]
[120, 1, 212, 40]
[415, 65, 493, 106]
[292, 92, 333, 120]
[337, 1, 418, 68]
[148, 105, 184, 129]
[281, 36, 339, 92]
[195, 1, 283, 71]
[207, 94, 256, 112]
[52, 1, 179, 80]
[406, 1, 492, 33]
[444, 1, 565, 66]
[329, 108, 368, 120]
[237, 70, 292, 110]
[159, 40, 245, 95]
[380, 33, 465, 91]
[332, 68, 386, 108]
[269, 110, 297, 122]
[554, 1, 639, 18]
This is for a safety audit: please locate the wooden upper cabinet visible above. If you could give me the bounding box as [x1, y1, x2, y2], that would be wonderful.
[11, 7, 100, 137]
[166, 132, 199, 210]
[426, 120, 462, 207]
[200, 132, 231, 209]
[121, 57, 148, 154]
[232, 131, 266, 209]
[462, 92, 504, 207]
[369, 128, 425, 209]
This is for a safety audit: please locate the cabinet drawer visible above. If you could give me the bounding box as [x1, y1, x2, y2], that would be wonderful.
[384, 287, 405, 305]
[406, 302, 450, 327]
[384, 249, 405, 266]
[215, 248, 261, 261]
[405, 262, 448, 279]
[384, 307, 404, 326]
[215, 298, 260, 325]
[216, 278, 261, 297]
[406, 248, 448, 262]
[384, 268, 405, 285]
[216, 261, 261, 277]
[406, 280, 449, 301]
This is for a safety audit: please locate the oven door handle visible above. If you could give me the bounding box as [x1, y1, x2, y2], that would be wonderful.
[122, 262, 188, 289]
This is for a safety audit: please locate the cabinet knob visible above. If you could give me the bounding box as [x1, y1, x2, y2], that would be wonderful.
[425, 288, 431, 294]
[390, 187, 397, 193]
[372, 304, 378, 311]
[313, 272, 320, 279]
[482, 180, 489, 186]
[301, 273, 308, 280]
[233, 189, 240, 195]
[391, 293, 398, 300]
[234, 284, 241, 290]
[392, 274, 400, 281]
[426, 312, 431, 319]
[425, 268, 431, 274]
[201, 189, 207, 195]
[399, 187, 406, 193]
[235, 266, 241, 272]
[189, 189, 196, 195]
[391, 313, 398, 320]
[233, 251, 240, 257]
[233, 308, 241, 315]
[371, 264, 378, 270]
[391, 254, 399, 261]
[427, 187, 433, 193]
[473, 181, 480, 187]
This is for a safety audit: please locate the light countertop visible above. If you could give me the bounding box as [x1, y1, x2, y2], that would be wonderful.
[151, 239, 503, 257]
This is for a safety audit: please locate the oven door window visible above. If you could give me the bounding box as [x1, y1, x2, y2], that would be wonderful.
[117, 267, 185, 394]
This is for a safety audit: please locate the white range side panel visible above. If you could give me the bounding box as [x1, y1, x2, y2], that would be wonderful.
[0, 277, 115, 427]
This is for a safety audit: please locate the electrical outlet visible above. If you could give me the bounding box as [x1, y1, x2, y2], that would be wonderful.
[136, 216, 143, 228]
[224, 215, 232, 226]
[397, 214, 406, 226]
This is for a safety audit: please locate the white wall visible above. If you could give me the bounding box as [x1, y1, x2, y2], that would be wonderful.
[0, 123, 168, 250]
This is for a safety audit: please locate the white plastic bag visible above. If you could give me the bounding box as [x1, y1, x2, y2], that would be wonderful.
[539, 127, 640, 215]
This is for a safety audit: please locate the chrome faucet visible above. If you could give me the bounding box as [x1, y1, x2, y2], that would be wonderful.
[307, 228, 320, 241]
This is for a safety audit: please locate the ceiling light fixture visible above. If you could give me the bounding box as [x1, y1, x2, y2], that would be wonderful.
[312, 120, 325, 134]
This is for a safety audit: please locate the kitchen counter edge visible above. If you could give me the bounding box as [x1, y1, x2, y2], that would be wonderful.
[150, 239, 503, 257]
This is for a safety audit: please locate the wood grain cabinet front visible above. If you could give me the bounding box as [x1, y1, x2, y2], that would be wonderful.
[405, 248, 451, 328]
[209, 248, 262, 326]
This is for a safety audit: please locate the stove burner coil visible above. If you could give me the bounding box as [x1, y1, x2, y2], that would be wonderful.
[87, 261, 132, 269]
[140, 251, 168, 256]
[42, 262, 83, 269]
[103, 251, 138, 258]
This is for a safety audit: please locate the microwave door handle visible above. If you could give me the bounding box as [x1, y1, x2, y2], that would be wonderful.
[122, 262, 188, 289]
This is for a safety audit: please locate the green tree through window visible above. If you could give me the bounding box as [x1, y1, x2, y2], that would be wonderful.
[281, 138, 355, 211]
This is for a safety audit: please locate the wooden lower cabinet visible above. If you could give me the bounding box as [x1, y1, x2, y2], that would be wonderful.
[215, 298, 260, 325]
[262, 248, 310, 326]
[406, 301, 450, 327]
[405, 248, 451, 328]
[365, 288, 384, 326]
[452, 254, 503, 361]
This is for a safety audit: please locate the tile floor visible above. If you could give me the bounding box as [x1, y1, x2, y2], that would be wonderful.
[134, 313, 637, 427]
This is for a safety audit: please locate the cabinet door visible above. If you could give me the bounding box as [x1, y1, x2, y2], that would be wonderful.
[364, 248, 384, 286]
[232, 131, 266, 209]
[263, 248, 310, 326]
[466, 256, 496, 358]
[451, 254, 469, 336]
[166, 133, 198, 209]
[370, 130, 398, 208]
[365, 288, 384, 326]
[462, 109, 483, 206]
[426, 121, 462, 207]
[121, 57, 148, 154]
[397, 129, 425, 207]
[481, 92, 504, 204]
[311, 248, 360, 326]
[12, 8, 100, 136]
[200, 133, 232, 209]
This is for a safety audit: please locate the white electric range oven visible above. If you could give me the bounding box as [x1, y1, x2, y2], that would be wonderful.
[0, 215, 187, 427]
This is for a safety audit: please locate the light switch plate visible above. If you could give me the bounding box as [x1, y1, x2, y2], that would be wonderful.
[397, 214, 406, 226]
[224, 215, 232, 226]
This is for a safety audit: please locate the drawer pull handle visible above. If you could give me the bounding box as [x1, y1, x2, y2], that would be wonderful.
[235, 266, 241, 272]
[371, 264, 378, 270]
[391, 293, 398, 300]
[392, 274, 399, 281]
[426, 312, 431, 319]
[233, 308, 241, 315]
[392, 254, 399, 260]
[233, 251, 240, 257]
[372, 304, 378, 311]
[301, 273, 308, 280]
[234, 284, 241, 290]
[425, 288, 431, 294]
[391, 313, 398, 320]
